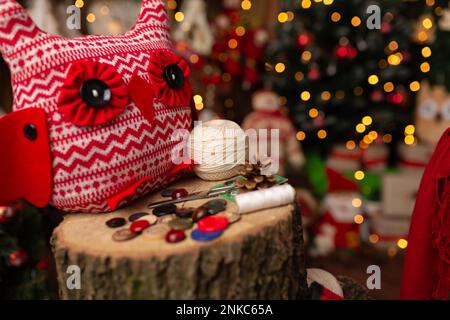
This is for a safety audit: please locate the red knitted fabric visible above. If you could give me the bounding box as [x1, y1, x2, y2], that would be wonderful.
[0, 0, 193, 213]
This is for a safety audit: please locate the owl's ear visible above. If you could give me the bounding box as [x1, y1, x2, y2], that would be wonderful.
[0, 0, 44, 63]
[134, 0, 170, 32]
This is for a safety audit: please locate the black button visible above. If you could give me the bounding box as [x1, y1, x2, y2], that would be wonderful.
[23, 124, 37, 141]
[163, 64, 185, 89]
[80, 79, 112, 108]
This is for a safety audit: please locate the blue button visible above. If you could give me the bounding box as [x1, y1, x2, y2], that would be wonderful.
[191, 229, 223, 242]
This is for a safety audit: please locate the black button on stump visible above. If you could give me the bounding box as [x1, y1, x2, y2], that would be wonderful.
[163, 64, 185, 89]
[23, 124, 37, 141]
[80, 79, 112, 108]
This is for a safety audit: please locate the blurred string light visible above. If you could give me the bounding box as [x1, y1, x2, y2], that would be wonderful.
[241, 0, 252, 10]
[174, 11, 185, 22]
[193, 95, 204, 111]
[75, 0, 84, 8]
[354, 214, 364, 225]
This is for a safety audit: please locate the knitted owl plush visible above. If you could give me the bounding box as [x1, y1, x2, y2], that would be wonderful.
[0, 0, 193, 213]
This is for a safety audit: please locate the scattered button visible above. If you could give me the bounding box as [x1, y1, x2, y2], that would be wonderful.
[161, 188, 176, 197]
[175, 207, 194, 219]
[139, 215, 158, 226]
[197, 216, 229, 233]
[169, 218, 193, 231]
[204, 199, 227, 215]
[128, 212, 149, 222]
[144, 224, 170, 240]
[171, 188, 189, 200]
[191, 229, 223, 242]
[106, 217, 127, 228]
[166, 229, 186, 243]
[130, 220, 150, 233]
[153, 203, 177, 217]
[192, 206, 210, 222]
[112, 229, 138, 242]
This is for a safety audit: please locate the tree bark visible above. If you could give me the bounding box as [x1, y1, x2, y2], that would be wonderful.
[51, 178, 307, 300]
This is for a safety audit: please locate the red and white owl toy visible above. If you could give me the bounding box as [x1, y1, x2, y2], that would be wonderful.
[0, 0, 194, 213]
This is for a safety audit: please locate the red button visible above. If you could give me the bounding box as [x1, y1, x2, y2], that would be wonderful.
[197, 216, 229, 233]
[130, 220, 150, 233]
[166, 229, 186, 243]
[171, 188, 189, 200]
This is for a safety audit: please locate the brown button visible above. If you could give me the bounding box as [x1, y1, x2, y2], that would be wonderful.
[192, 206, 210, 222]
[112, 229, 138, 242]
[106, 217, 127, 228]
[175, 207, 194, 219]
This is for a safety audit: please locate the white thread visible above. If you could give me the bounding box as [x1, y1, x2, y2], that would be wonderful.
[189, 120, 247, 181]
[235, 184, 296, 214]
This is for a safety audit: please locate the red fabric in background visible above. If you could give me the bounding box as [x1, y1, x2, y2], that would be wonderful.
[0, 108, 52, 208]
[401, 128, 450, 300]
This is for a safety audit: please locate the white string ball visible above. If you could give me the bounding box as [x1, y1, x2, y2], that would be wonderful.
[188, 120, 247, 181]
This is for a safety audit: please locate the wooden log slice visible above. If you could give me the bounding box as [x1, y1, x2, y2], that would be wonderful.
[51, 178, 307, 300]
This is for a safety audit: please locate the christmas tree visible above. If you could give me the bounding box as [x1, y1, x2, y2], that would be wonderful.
[265, 0, 425, 152]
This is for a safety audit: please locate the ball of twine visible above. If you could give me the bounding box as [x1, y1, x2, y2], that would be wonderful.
[188, 120, 247, 181]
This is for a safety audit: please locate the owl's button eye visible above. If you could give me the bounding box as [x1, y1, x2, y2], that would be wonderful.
[81, 79, 112, 108]
[441, 101, 450, 121]
[58, 60, 129, 127]
[163, 64, 185, 89]
[419, 100, 438, 119]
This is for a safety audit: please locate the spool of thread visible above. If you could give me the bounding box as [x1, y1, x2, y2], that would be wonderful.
[235, 184, 296, 214]
[189, 120, 247, 181]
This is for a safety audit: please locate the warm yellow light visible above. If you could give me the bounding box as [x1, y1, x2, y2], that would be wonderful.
[354, 170, 365, 181]
[195, 102, 204, 111]
[228, 39, 238, 49]
[405, 135, 415, 145]
[388, 41, 399, 51]
[422, 18, 433, 29]
[387, 247, 398, 257]
[278, 12, 289, 23]
[301, 0, 312, 9]
[356, 123, 366, 133]
[190, 54, 199, 64]
[346, 140, 356, 150]
[167, 0, 177, 10]
[410, 81, 421, 92]
[174, 11, 185, 22]
[363, 135, 373, 145]
[241, 0, 252, 10]
[421, 62, 431, 73]
[321, 91, 331, 101]
[384, 82, 395, 92]
[323, 0, 334, 5]
[235, 26, 246, 37]
[426, 0, 435, 6]
[383, 134, 393, 143]
[193, 95, 203, 104]
[309, 108, 319, 118]
[275, 62, 286, 73]
[317, 130, 327, 139]
[331, 12, 341, 22]
[397, 238, 408, 249]
[301, 50, 312, 62]
[405, 125, 415, 135]
[86, 13, 96, 23]
[417, 31, 428, 42]
[296, 131, 306, 141]
[286, 11, 295, 22]
[369, 131, 378, 140]
[354, 214, 364, 225]
[300, 91, 311, 101]
[422, 46, 432, 58]
[295, 72, 304, 81]
[351, 16, 361, 27]
[388, 53, 403, 66]
[362, 116, 373, 126]
[369, 234, 380, 244]
[352, 198, 362, 208]
[75, 0, 84, 8]
[368, 75, 379, 85]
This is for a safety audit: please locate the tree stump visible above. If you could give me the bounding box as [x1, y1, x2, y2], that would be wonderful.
[51, 178, 307, 300]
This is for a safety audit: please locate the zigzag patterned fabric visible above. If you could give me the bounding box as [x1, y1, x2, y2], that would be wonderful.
[0, 0, 193, 212]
